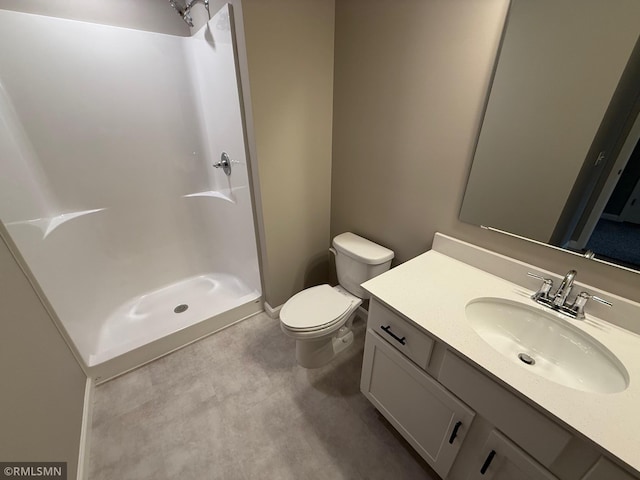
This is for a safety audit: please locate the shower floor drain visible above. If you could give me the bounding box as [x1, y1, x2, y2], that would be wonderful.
[518, 353, 535, 365]
[174, 304, 189, 314]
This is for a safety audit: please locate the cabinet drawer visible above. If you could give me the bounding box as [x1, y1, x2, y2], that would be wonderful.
[439, 350, 572, 468]
[368, 298, 434, 369]
[361, 329, 475, 479]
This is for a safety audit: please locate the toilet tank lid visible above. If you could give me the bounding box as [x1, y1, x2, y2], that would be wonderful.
[332, 232, 394, 265]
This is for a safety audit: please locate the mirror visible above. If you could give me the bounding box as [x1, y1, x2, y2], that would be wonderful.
[460, 0, 640, 272]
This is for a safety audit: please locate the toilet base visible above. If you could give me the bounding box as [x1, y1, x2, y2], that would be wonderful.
[295, 326, 354, 368]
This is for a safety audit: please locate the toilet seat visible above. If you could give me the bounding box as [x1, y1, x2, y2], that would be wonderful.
[280, 284, 357, 332]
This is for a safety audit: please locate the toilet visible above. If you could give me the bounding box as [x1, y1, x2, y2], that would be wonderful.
[280, 232, 394, 368]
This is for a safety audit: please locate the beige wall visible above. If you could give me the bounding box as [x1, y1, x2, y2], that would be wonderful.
[331, 0, 640, 303]
[241, 0, 335, 307]
[0, 228, 86, 478]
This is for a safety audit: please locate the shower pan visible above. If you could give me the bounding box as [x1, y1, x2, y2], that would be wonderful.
[0, 5, 262, 381]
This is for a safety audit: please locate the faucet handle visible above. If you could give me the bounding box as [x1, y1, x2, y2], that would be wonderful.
[527, 272, 553, 282]
[591, 295, 612, 307]
[571, 291, 612, 319]
[527, 272, 553, 301]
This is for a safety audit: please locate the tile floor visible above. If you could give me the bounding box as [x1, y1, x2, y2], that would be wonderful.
[89, 312, 438, 479]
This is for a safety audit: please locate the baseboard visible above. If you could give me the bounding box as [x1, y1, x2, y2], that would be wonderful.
[601, 213, 621, 222]
[76, 377, 94, 480]
[263, 301, 282, 319]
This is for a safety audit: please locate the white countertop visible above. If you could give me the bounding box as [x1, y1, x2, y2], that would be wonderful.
[362, 250, 640, 475]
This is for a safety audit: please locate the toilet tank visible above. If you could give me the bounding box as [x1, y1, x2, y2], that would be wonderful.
[332, 232, 394, 298]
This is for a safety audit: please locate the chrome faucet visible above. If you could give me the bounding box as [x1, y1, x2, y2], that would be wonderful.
[553, 269, 577, 307]
[527, 270, 612, 319]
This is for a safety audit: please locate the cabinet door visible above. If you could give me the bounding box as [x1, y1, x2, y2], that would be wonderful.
[467, 430, 558, 480]
[361, 330, 475, 479]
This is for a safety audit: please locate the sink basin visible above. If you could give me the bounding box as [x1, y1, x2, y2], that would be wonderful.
[465, 298, 629, 394]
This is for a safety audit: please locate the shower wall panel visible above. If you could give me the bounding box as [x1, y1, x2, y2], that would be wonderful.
[0, 7, 261, 366]
[185, 9, 261, 294]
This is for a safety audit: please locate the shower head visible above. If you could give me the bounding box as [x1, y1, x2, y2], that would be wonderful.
[169, 0, 209, 28]
[169, 0, 193, 27]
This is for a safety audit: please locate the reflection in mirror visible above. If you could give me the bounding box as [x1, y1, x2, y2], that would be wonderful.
[460, 0, 640, 272]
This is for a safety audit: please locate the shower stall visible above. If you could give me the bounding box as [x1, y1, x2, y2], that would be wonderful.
[0, 4, 262, 380]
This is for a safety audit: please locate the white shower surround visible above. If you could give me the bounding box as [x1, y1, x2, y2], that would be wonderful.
[0, 6, 262, 376]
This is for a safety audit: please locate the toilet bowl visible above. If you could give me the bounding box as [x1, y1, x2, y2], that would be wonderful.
[279, 232, 394, 368]
[280, 285, 362, 368]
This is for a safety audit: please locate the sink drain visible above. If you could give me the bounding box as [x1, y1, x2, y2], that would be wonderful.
[518, 353, 535, 365]
[174, 304, 189, 314]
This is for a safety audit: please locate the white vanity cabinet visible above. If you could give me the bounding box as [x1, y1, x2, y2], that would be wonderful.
[360, 298, 626, 480]
[361, 328, 475, 479]
[358, 236, 640, 480]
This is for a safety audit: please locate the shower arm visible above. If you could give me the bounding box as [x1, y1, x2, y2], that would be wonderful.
[169, 0, 210, 28]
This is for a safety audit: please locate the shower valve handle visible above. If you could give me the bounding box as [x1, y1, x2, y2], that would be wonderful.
[213, 152, 232, 176]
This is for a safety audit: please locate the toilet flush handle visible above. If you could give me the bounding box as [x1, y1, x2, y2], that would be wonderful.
[329, 247, 337, 257]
